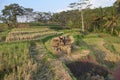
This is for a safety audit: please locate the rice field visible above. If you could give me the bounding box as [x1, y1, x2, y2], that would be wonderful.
[1, 27, 120, 80]
[0, 27, 63, 80]
[6, 28, 60, 42]
[83, 33, 120, 69]
[0, 42, 38, 80]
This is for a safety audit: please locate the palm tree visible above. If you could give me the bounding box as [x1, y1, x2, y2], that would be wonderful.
[114, 0, 120, 13]
[103, 16, 117, 34]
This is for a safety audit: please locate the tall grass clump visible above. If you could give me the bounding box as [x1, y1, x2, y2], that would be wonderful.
[73, 34, 84, 46]
[0, 42, 37, 80]
[73, 34, 89, 51]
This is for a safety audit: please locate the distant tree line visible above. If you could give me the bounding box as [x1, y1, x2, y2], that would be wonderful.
[0, 3, 52, 28]
[0, 0, 120, 36]
[51, 0, 120, 36]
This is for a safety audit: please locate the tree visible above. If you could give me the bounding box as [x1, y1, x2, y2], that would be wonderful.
[103, 16, 117, 34]
[34, 12, 52, 23]
[69, 0, 92, 32]
[102, 6, 118, 35]
[1, 3, 25, 28]
[51, 11, 70, 27]
[24, 8, 33, 15]
[24, 8, 34, 22]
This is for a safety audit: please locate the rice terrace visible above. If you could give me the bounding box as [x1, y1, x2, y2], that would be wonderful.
[0, 0, 120, 80]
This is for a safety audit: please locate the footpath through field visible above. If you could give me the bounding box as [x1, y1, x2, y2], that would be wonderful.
[30, 42, 73, 80]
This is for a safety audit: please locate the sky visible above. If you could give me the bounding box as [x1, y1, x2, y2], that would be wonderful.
[0, 0, 116, 13]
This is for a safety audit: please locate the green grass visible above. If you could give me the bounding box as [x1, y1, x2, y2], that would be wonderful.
[73, 34, 84, 46]
[98, 33, 120, 43]
[104, 36, 120, 43]
[61, 28, 80, 34]
[82, 33, 120, 69]
[74, 34, 88, 51]
[104, 43, 116, 53]
[99, 33, 120, 55]
[113, 43, 120, 55]
[29, 22, 63, 30]
[84, 33, 99, 38]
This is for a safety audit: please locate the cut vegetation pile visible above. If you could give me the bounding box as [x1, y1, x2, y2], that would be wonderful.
[5, 28, 60, 42]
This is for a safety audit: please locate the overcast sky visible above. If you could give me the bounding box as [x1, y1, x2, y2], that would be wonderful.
[0, 0, 116, 13]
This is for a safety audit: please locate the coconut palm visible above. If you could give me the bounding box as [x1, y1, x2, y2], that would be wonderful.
[103, 15, 117, 34]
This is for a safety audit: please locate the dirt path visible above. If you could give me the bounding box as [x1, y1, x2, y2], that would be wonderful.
[58, 50, 90, 63]
[30, 42, 73, 80]
[29, 42, 49, 80]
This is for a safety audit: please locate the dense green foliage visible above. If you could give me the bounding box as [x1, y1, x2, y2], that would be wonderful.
[51, 2, 120, 36]
[1, 4, 25, 28]
[0, 4, 34, 28]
